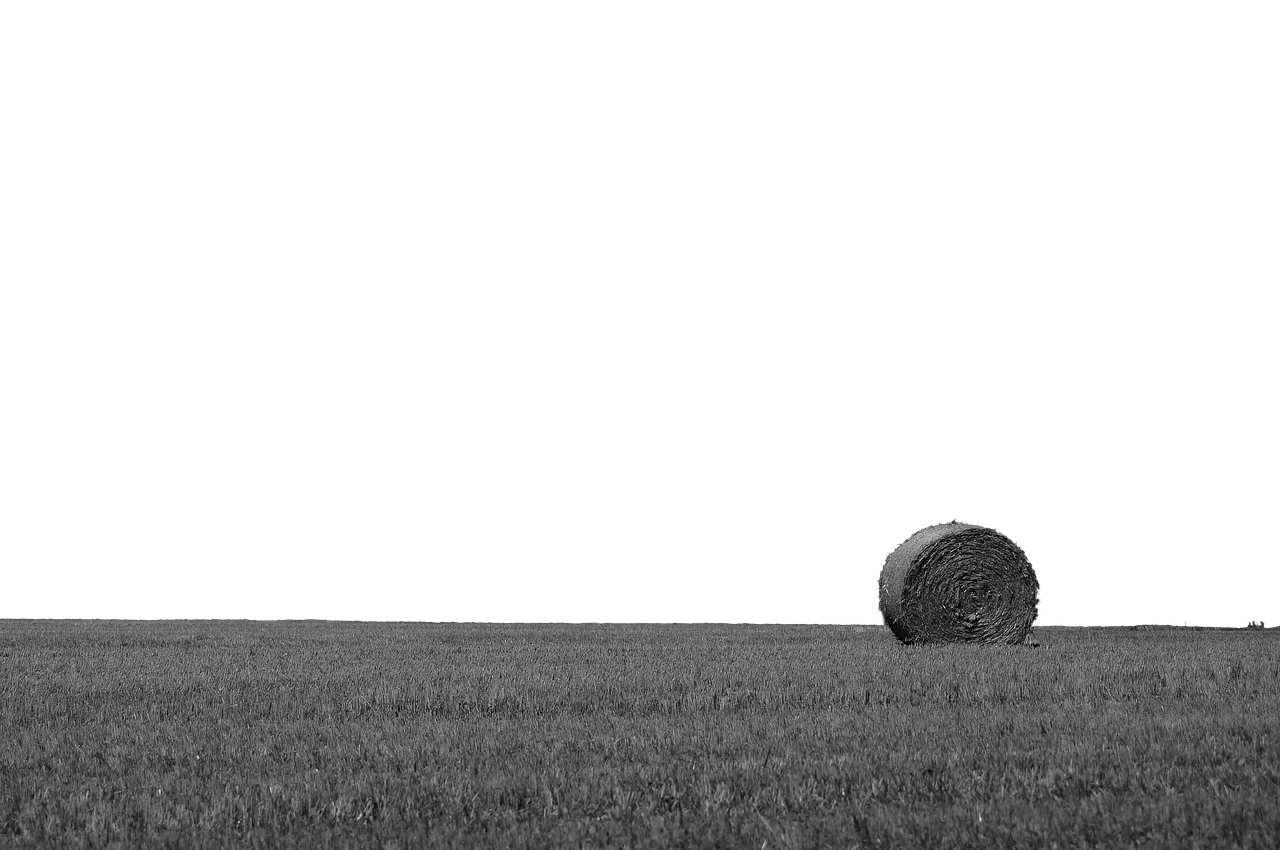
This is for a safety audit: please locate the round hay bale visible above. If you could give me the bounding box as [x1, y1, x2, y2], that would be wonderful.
[878, 521, 1038, 645]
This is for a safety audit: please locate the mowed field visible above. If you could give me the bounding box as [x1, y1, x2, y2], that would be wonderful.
[1, 622, 1277, 849]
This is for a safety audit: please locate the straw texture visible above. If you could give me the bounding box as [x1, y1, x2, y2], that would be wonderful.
[879, 522, 1038, 645]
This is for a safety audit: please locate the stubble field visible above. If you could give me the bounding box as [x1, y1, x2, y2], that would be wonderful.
[1, 621, 1277, 848]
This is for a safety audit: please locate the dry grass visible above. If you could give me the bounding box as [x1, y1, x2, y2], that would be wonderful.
[2, 622, 1279, 848]
[879, 522, 1039, 645]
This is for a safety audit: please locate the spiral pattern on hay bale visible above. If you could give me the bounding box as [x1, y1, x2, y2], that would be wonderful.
[878, 522, 1038, 645]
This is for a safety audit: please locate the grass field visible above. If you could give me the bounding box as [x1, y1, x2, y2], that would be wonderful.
[2, 621, 1277, 848]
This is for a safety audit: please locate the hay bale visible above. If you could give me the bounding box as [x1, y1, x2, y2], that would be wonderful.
[878, 521, 1038, 645]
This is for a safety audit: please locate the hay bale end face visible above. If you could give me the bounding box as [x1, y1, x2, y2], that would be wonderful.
[879, 522, 1038, 645]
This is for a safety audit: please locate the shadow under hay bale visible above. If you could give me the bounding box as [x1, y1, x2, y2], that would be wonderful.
[879, 521, 1038, 645]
